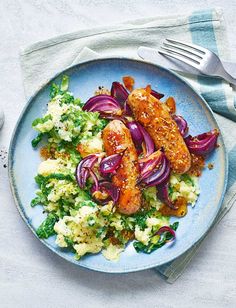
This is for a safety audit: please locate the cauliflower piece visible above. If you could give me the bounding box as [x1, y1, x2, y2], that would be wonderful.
[34, 119, 54, 133]
[47, 180, 78, 202]
[55, 234, 68, 248]
[188, 192, 199, 205]
[142, 186, 162, 210]
[102, 244, 124, 261]
[77, 133, 104, 157]
[178, 180, 199, 206]
[57, 128, 73, 142]
[169, 173, 200, 206]
[134, 226, 151, 245]
[100, 201, 114, 216]
[74, 239, 103, 258]
[54, 206, 105, 259]
[47, 98, 68, 126]
[179, 181, 192, 194]
[54, 219, 72, 237]
[44, 202, 58, 212]
[38, 159, 60, 176]
[146, 216, 169, 229]
[110, 218, 123, 231]
[75, 205, 97, 220]
[170, 174, 179, 185]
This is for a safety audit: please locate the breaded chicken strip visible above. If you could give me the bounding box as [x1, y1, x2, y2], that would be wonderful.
[128, 88, 191, 174]
[102, 120, 141, 215]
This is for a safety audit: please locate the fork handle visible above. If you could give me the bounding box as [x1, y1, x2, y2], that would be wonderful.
[222, 61, 236, 78]
[217, 64, 236, 85]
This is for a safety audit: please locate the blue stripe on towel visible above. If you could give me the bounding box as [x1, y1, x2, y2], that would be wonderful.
[228, 145, 236, 188]
[189, 10, 232, 120]
[189, 11, 236, 188]
[189, 10, 218, 53]
[158, 10, 235, 279]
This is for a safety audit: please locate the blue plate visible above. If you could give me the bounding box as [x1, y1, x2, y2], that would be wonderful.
[8, 58, 228, 273]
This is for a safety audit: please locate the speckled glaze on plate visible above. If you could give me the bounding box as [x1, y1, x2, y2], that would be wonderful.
[8, 58, 228, 273]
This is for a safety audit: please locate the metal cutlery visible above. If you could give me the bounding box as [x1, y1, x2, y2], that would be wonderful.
[138, 39, 236, 85]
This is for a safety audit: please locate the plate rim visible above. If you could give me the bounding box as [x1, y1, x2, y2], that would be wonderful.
[8, 57, 228, 273]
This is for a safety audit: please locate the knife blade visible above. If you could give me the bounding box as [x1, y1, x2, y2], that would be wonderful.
[138, 46, 236, 78]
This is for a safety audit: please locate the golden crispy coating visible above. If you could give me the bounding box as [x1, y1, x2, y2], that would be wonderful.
[128, 88, 191, 174]
[102, 120, 141, 215]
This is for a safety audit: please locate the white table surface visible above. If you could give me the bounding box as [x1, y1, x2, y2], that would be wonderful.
[1, 1, 236, 307]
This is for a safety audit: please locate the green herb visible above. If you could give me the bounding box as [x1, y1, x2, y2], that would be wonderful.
[34, 173, 74, 199]
[73, 98, 82, 106]
[64, 236, 75, 248]
[170, 221, 179, 231]
[60, 92, 74, 105]
[168, 185, 174, 197]
[30, 193, 47, 207]
[32, 115, 52, 127]
[50, 75, 70, 98]
[180, 174, 194, 186]
[49, 75, 74, 104]
[71, 136, 81, 147]
[60, 75, 69, 92]
[31, 133, 44, 148]
[133, 221, 179, 254]
[50, 83, 60, 99]
[36, 213, 58, 239]
[80, 200, 97, 208]
[96, 226, 107, 238]
[133, 235, 169, 254]
[132, 207, 156, 230]
[47, 173, 74, 181]
[31, 197, 41, 207]
[60, 114, 69, 122]
[57, 198, 74, 218]
[35, 174, 46, 186]
[35, 173, 74, 184]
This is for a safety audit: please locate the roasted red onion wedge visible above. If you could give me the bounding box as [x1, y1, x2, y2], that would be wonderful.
[86, 168, 99, 192]
[155, 226, 176, 241]
[75, 154, 99, 189]
[139, 151, 163, 181]
[99, 153, 124, 174]
[111, 82, 129, 105]
[173, 115, 188, 137]
[138, 123, 155, 157]
[82, 94, 122, 114]
[91, 180, 120, 204]
[123, 100, 133, 116]
[141, 155, 170, 187]
[126, 121, 144, 154]
[150, 89, 164, 100]
[157, 180, 177, 209]
[98, 112, 125, 121]
[185, 129, 219, 156]
[126, 121, 155, 157]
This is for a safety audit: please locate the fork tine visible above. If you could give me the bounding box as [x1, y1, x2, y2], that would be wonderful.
[160, 46, 201, 64]
[163, 40, 203, 59]
[166, 38, 207, 54]
[157, 49, 200, 70]
[161, 44, 202, 61]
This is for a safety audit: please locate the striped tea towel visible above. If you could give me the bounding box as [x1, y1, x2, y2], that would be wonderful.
[20, 8, 236, 283]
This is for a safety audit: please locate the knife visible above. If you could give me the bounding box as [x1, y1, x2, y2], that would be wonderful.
[138, 46, 236, 78]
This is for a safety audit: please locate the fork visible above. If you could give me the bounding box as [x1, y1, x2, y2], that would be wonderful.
[158, 38, 236, 85]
